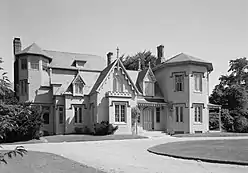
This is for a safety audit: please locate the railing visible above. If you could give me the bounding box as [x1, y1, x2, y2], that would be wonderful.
[106, 91, 132, 98]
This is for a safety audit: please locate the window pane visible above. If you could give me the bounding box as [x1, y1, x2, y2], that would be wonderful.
[198, 107, 201, 122]
[175, 75, 183, 91]
[79, 107, 82, 123]
[199, 76, 202, 91]
[176, 107, 179, 122]
[145, 82, 154, 96]
[121, 105, 125, 122]
[74, 107, 78, 123]
[115, 105, 119, 122]
[59, 107, 63, 124]
[31, 61, 39, 70]
[180, 107, 183, 122]
[194, 107, 198, 122]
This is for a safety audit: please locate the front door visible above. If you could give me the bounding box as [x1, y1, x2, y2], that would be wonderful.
[57, 106, 65, 134]
[143, 108, 154, 131]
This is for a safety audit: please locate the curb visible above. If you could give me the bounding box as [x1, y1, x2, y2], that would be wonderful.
[147, 148, 248, 166]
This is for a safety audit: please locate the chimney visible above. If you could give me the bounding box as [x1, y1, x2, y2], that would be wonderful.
[13, 37, 22, 56]
[107, 52, 113, 66]
[156, 45, 164, 65]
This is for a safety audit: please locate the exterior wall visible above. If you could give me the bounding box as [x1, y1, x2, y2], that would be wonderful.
[188, 65, 209, 133]
[18, 55, 29, 102]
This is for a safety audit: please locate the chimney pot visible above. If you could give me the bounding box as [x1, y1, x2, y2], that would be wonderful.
[107, 52, 113, 66]
[13, 37, 22, 55]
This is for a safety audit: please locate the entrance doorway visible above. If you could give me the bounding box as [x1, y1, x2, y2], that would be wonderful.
[143, 108, 154, 131]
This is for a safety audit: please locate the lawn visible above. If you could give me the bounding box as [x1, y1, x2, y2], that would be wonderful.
[148, 139, 248, 165]
[0, 150, 106, 173]
[173, 132, 248, 138]
[5, 134, 147, 145]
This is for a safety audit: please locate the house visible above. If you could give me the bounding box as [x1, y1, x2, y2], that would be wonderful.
[13, 38, 215, 135]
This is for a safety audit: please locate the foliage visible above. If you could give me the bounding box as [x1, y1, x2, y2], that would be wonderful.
[209, 57, 248, 132]
[0, 146, 27, 164]
[74, 126, 91, 135]
[233, 116, 248, 133]
[122, 51, 157, 70]
[0, 103, 43, 143]
[93, 121, 118, 136]
[0, 57, 12, 98]
[131, 106, 140, 126]
[209, 112, 219, 130]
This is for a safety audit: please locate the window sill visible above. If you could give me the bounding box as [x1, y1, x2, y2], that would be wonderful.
[193, 91, 202, 94]
[114, 122, 127, 125]
[74, 123, 83, 125]
[73, 94, 84, 97]
[193, 122, 203, 125]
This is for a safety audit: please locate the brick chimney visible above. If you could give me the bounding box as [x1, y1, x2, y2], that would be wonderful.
[107, 52, 113, 66]
[13, 37, 22, 56]
[156, 45, 164, 65]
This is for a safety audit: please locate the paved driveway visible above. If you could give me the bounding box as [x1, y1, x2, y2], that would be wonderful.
[2, 136, 248, 173]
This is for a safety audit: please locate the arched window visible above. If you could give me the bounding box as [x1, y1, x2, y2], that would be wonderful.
[113, 75, 123, 92]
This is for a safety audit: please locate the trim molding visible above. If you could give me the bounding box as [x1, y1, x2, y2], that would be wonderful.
[110, 101, 130, 107]
[172, 103, 188, 108]
[191, 103, 205, 109]
[191, 71, 205, 78]
[170, 71, 188, 78]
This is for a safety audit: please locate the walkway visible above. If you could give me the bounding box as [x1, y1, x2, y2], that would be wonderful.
[2, 136, 248, 173]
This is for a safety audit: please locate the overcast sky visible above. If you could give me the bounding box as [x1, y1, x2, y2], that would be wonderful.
[0, 0, 247, 93]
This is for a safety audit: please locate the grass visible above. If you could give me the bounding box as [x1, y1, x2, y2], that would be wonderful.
[0, 150, 106, 173]
[173, 132, 248, 138]
[148, 139, 248, 165]
[5, 134, 147, 145]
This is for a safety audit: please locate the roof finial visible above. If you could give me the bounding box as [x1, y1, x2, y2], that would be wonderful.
[148, 61, 151, 68]
[116, 47, 119, 59]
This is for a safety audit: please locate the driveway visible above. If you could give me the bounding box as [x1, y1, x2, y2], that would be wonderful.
[2, 136, 248, 173]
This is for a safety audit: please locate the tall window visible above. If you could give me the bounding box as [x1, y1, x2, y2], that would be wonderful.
[42, 106, 50, 124]
[115, 103, 126, 123]
[156, 107, 160, 123]
[175, 106, 183, 122]
[74, 106, 83, 123]
[20, 59, 27, 70]
[175, 75, 183, 92]
[144, 81, 154, 96]
[59, 107, 64, 124]
[194, 73, 202, 92]
[194, 106, 202, 123]
[30, 60, 39, 70]
[113, 75, 123, 92]
[19, 79, 28, 95]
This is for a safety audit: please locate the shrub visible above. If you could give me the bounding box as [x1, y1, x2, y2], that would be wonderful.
[74, 127, 84, 134]
[0, 103, 43, 143]
[234, 116, 248, 133]
[93, 121, 118, 136]
[221, 109, 234, 132]
[209, 112, 219, 130]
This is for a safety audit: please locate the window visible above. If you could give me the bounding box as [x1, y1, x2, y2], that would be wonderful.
[194, 73, 202, 92]
[75, 83, 84, 95]
[74, 106, 83, 123]
[31, 60, 39, 70]
[42, 60, 48, 71]
[144, 81, 154, 96]
[42, 106, 50, 124]
[20, 59, 27, 70]
[175, 75, 183, 92]
[113, 75, 123, 92]
[175, 106, 183, 122]
[19, 79, 28, 95]
[59, 107, 64, 124]
[156, 107, 160, 123]
[194, 106, 202, 123]
[114, 103, 126, 123]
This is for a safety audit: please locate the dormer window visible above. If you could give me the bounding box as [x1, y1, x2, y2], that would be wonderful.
[72, 74, 85, 96]
[73, 60, 86, 68]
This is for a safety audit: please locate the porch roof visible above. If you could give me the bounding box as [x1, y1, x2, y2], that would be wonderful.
[137, 98, 167, 107]
[208, 103, 221, 109]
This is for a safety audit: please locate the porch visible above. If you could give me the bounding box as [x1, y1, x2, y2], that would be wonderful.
[208, 103, 222, 132]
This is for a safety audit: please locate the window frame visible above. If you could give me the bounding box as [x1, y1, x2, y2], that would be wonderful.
[156, 107, 160, 123]
[114, 102, 126, 124]
[42, 60, 48, 71]
[30, 60, 40, 70]
[113, 75, 123, 92]
[175, 106, 183, 123]
[144, 81, 154, 96]
[175, 74, 184, 92]
[74, 82, 84, 95]
[193, 73, 203, 92]
[74, 106, 83, 124]
[194, 105, 203, 123]
[42, 106, 50, 125]
[19, 79, 28, 96]
[58, 107, 64, 124]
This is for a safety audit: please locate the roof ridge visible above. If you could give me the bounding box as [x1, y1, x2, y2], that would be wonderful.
[44, 49, 102, 57]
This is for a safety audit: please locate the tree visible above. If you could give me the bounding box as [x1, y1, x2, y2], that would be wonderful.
[209, 57, 248, 132]
[0, 57, 12, 101]
[122, 51, 157, 70]
[131, 106, 140, 134]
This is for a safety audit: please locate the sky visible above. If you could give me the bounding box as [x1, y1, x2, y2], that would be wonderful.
[0, 0, 247, 93]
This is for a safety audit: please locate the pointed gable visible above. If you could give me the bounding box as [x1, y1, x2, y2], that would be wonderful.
[90, 58, 139, 95]
[136, 66, 156, 93]
[16, 43, 52, 61]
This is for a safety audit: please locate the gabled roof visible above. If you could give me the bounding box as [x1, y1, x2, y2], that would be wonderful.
[90, 58, 140, 95]
[153, 53, 213, 71]
[71, 73, 85, 85]
[16, 43, 52, 61]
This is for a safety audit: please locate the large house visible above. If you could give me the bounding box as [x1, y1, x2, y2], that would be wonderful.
[13, 38, 216, 135]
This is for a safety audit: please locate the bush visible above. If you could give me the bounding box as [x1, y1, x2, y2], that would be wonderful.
[0, 103, 43, 143]
[221, 109, 234, 132]
[234, 116, 248, 133]
[74, 127, 84, 134]
[209, 112, 219, 130]
[93, 121, 118, 136]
